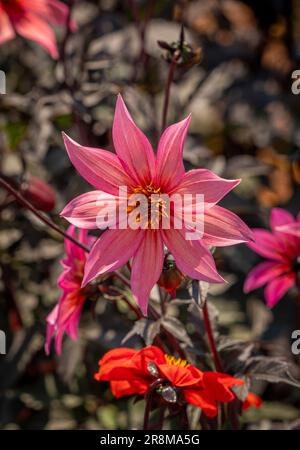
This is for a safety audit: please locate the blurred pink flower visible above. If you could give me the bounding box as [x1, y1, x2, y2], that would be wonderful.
[45, 225, 94, 355]
[61, 94, 252, 315]
[244, 208, 300, 308]
[0, 0, 75, 58]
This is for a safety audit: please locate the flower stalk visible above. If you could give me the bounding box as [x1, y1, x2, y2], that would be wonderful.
[202, 300, 241, 430]
[161, 25, 186, 132]
[0, 175, 89, 253]
[161, 51, 179, 132]
[202, 300, 223, 372]
[143, 378, 165, 430]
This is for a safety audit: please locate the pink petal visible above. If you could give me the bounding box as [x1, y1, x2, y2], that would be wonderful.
[0, 7, 15, 44]
[62, 133, 132, 196]
[131, 231, 164, 315]
[64, 224, 87, 262]
[173, 169, 240, 209]
[202, 205, 254, 247]
[264, 273, 296, 308]
[61, 191, 120, 230]
[78, 227, 92, 246]
[155, 115, 191, 192]
[13, 11, 59, 58]
[270, 208, 295, 231]
[162, 228, 224, 284]
[45, 304, 59, 355]
[65, 306, 83, 340]
[56, 294, 84, 340]
[47, 0, 76, 30]
[276, 222, 300, 238]
[244, 261, 289, 293]
[58, 274, 78, 292]
[247, 229, 284, 261]
[17, 0, 77, 30]
[112, 95, 155, 186]
[82, 229, 144, 286]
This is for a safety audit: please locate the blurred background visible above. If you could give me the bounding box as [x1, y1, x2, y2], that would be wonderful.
[0, 0, 300, 430]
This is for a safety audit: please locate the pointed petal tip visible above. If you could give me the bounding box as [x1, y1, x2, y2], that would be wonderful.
[214, 273, 226, 284]
[246, 227, 255, 243]
[161, 112, 192, 133]
[59, 204, 68, 217]
[52, 50, 59, 60]
[134, 293, 149, 317]
[222, 177, 241, 194]
[59, 206, 72, 222]
[182, 113, 192, 128]
[59, 203, 76, 220]
[233, 178, 241, 187]
[62, 131, 79, 148]
[198, 271, 226, 285]
[140, 305, 148, 317]
[240, 221, 255, 243]
[55, 345, 62, 356]
[116, 93, 126, 109]
[61, 131, 73, 149]
[243, 283, 251, 294]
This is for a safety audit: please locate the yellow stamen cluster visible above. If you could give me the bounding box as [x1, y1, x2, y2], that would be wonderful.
[128, 184, 169, 228]
[131, 184, 161, 196]
[164, 354, 190, 368]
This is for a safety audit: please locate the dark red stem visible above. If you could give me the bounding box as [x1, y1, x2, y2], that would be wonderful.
[161, 52, 179, 133]
[202, 301, 223, 372]
[143, 378, 165, 430]
[0, 176, 89, 253]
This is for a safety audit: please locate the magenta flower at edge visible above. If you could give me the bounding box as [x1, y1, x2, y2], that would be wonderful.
[45, 225, 95, 355]
[244, 208, 300, 308]
[60, 94, 253, 315]
[0, 0, 75, 59]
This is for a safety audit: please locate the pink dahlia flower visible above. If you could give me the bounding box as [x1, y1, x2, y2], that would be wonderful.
[0, 0, 75, 59]
[244, 208, 300, 308]
[45, 225, 95, 355]
[61, 94, 252, 315]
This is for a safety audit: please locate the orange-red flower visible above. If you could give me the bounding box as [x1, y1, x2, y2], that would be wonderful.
[242, 392, 263, 411]
[94, 346, 244, 418]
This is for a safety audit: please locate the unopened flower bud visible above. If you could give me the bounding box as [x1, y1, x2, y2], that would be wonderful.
[158, 254, 185, 297]
[21, 176, 56, 212]
[157, 31, 202, 69]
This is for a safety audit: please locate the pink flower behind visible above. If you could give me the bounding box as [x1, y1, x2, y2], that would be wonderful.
[61, 94, 253, 315]
[244, 208, 300, 308]
[45, 225, 94, 355]
[0, 0, 75, 59]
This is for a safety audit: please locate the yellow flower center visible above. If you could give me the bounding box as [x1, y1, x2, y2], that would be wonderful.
[131, 184, 161, 196]
[164, 354, 190, 368]
[127, 183, 169, 228]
